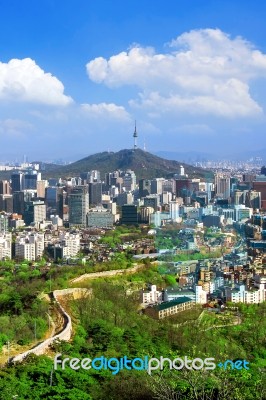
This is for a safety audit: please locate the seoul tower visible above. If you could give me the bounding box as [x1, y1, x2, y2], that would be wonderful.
[133, 120, 138, 150]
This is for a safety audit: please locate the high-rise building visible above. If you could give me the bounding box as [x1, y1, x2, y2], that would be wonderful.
[161, 191, 172, 204]
[11, 171, 24, 192]
[144, 195, 160, 210]
[151, 178, 165, 195]
[87, 170, 101, 183]
[162, 179, 175, 193]
[253, 178, 266, 210]
[37, 180, 48, 198]
[57, 188, 67, 219]
[89, 182, 102, 206]
[175, 179, 191, 198]
[121, 205, 138, 225]
[169, 201, 180, 221]
[24, 200, 46, 226]
[45, 186, 59, 213]
[0, 180, 11, 195]
[215, 175, 231, 199]
[13, 191, 25, 215]
[24, 169, 41, 190]
[0, 195, 13, 213]
[245, 190, 261, 209]
[139, 179, 151, 198]
[122, 170, 136, 192]
[233, 190, 247, 206]
[68, 186, 89, 227]
[139, 206, 154, 223]
[116, 192, 133, 206]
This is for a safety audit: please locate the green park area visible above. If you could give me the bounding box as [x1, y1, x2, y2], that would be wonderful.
[0, 261, 266, 399]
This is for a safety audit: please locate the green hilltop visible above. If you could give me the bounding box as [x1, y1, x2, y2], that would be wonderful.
[41, 148, 212, 180]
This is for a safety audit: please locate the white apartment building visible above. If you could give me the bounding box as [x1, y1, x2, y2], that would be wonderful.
[141, 284, 207, 305]
[140, 285, 164, 305]
[0, 233, 12, 259]
[57, 232, 81, 257]
[195, 285, 208, 304]
[226, 284, 266, 304]
[15, 233, 44, 261]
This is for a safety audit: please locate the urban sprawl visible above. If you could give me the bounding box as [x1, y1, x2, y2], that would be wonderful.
[0, 155, 266, 320]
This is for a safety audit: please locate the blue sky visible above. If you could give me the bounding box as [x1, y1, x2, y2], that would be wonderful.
[0, 0, 266, 162]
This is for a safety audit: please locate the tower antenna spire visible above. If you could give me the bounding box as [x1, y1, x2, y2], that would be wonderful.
[133, 120, 138, 150]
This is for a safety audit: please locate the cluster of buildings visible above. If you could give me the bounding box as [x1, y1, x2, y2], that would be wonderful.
[0, 154, 265, 273]
[140, 255, 266, 319]
[0, 227, 81, 261]
[1, 160, 266, 232]
[141, 236, 266, 317]
[140, 283, 205, 319]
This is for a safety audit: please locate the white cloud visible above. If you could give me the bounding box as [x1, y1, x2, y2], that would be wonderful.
[130, 79, 262, 118]
[172, 123, 213, 135]
[0, 118, 33, 136]
[81, 102, 130, 121]
[0, 58, 73, 106]
[86, 29, 266, 117]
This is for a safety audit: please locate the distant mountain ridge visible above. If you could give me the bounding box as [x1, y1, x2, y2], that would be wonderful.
[41, 148, 212, 180]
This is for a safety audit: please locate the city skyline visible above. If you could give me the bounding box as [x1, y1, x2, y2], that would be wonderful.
[0, 0, 266, 160]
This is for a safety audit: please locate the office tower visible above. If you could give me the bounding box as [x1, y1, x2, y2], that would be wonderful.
[57, 188, 67, 219]
[151, 178, 165, 195]
[0, 195, 13, 213]
[175, 179, 191, 198]
[246, 190, 261, 209]
[122, 170, 136, 192]
[37, 180, 48, 198]
[88, 170, 101, 183]
[215, 174, 231, 199]
[233, 190, 246, 206]
[121, 205, 138, 225]
[68, 186, 89, 226]
[139, 179, 151, 198]
[144, 195, 160, 210]
[24, 169, 41, 190]
[24, 200, 46, 226]
[89, 182, 102, 206]
[105, 170, 120, 185]
[45, 186, 59, 212]
[13, 191, 25, 215]
[116, 192, 133, 206]
[206, 182, 214, 203]
[169, 201, 179, 221]
[162, 179, 175, 193]
[87, 209, 114, 228]
[0, 180, 11, 195]
[161, 191, 172, 204]
[139, 206, 154, 223]
[253, 179, 266, 210]
[11, 171, 24, 192]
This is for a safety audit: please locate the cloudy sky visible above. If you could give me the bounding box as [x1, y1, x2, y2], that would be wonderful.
[0, 0, 266, 162]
